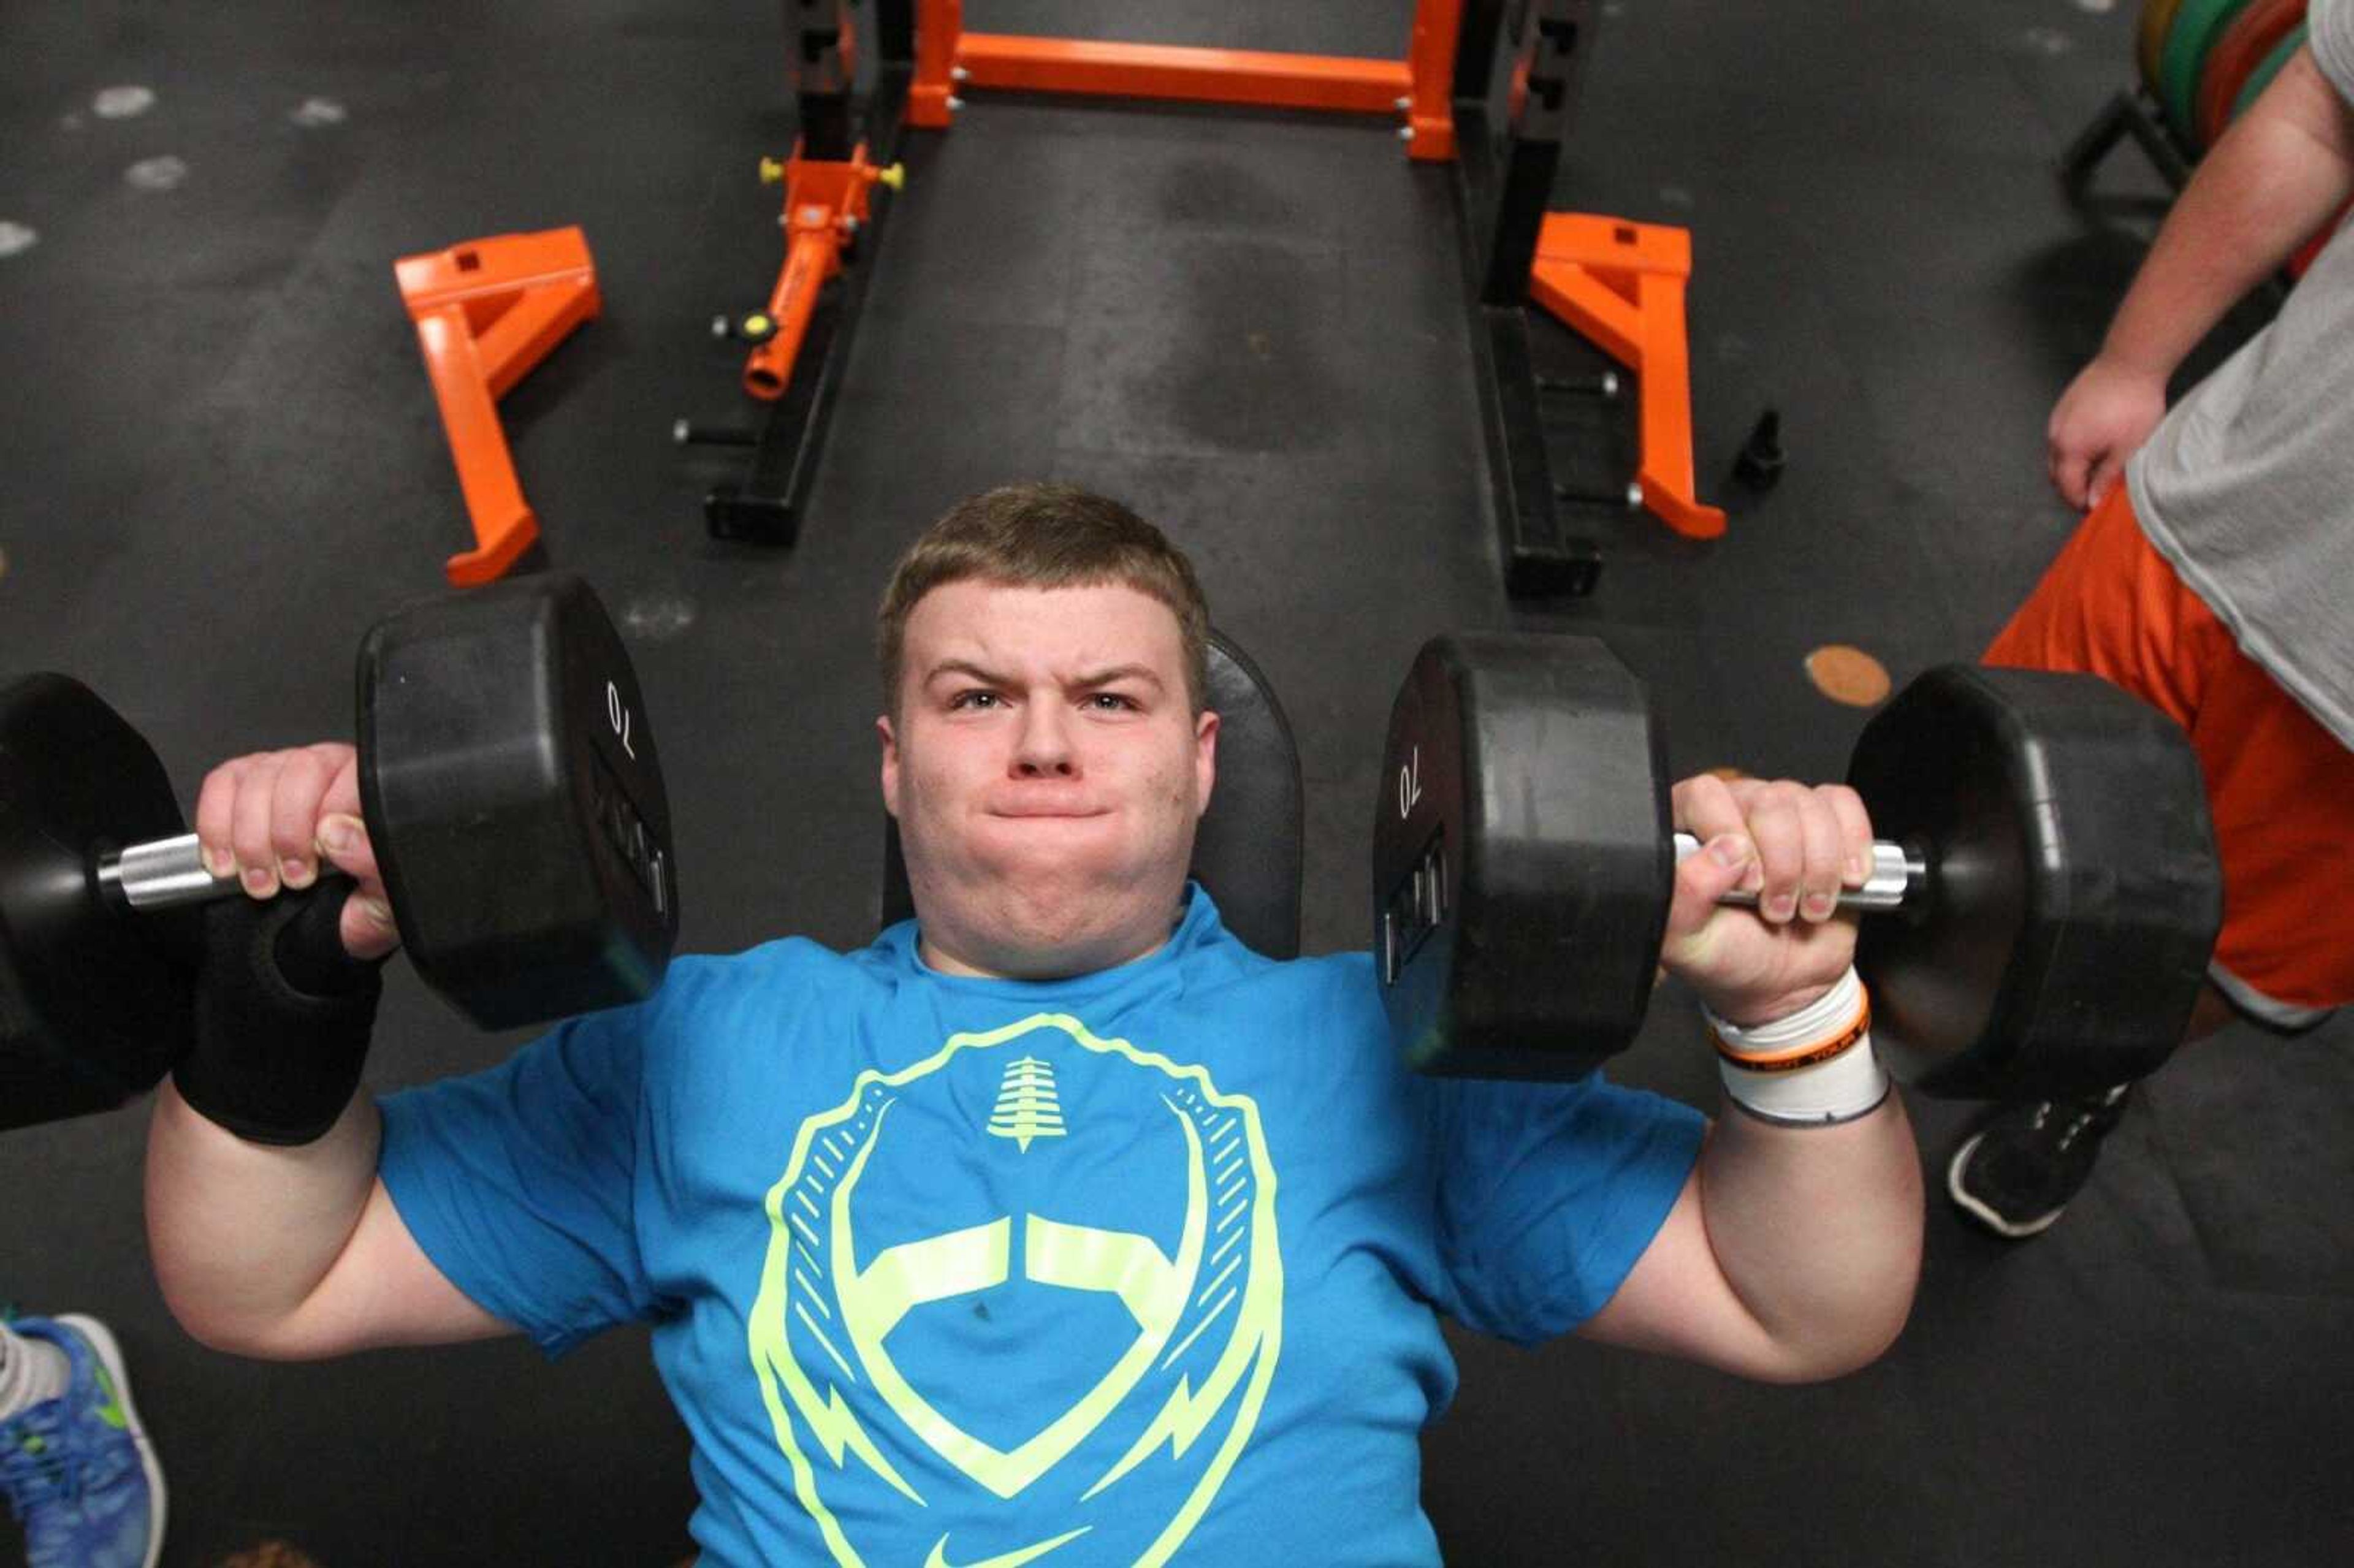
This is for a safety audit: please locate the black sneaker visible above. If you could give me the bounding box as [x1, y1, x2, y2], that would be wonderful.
[1946, 1084, 2131, 1239]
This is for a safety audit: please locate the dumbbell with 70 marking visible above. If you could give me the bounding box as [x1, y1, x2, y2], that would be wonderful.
[1374, 633, 2223, 1100]
[0, 573, 678, 1133]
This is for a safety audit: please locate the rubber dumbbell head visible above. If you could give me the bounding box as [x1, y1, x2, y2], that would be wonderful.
[1373, 632, 1671, 1080]
[1847, 665, 2222, 1099]
[359, 572, 679, 1031]
[0, 674, 200, 1130]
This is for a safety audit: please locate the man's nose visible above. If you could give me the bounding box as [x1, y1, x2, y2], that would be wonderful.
[1012, 703, 1077, 776]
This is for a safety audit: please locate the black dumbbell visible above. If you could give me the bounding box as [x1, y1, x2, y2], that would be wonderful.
[0, 573, 678, 1133]
[1372, 633, 2223, 1100]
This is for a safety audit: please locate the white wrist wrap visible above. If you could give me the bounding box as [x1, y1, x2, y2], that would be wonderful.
[1704, 967, 1889, 1127]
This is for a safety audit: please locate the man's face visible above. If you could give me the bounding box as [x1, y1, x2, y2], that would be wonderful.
[879, 579, 1217, 978]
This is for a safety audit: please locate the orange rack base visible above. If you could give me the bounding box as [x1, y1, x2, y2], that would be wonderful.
[1528, 213, 1726, 541]
[394, 227, 600, 587]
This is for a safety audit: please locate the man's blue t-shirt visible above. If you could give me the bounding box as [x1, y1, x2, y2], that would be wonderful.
[379, 887, 1704, 1567]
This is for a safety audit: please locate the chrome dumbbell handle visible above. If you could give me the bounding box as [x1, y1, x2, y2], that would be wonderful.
[95, 833, 243, 911]
[1671, 832, 1922, 913]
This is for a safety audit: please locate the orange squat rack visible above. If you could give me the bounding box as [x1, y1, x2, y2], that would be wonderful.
[693, 1, 1722, 588]
[907, 0, 1464, 161]
[1528, 215, 1724, 540]
[394, 227, 600, 587]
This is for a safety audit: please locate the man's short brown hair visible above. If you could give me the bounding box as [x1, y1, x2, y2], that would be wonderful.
[877, 483, 1211, 714]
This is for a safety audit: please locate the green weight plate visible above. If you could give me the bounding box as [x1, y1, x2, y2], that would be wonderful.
[2161, 0, 2255, 143]
[2232, 20, 2309, 121]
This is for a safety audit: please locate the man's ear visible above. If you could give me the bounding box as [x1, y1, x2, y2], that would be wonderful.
[1194, 709, 1219, 819]
[878, 714, 901, 819]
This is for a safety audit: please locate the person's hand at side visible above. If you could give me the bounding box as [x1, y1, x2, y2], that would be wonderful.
[194, 743, 400, 961]
[2047, 356, 2169, 511]
[2038, 47, 2354, 512]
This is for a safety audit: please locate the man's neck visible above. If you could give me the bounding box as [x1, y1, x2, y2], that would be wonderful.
[917, 899, 1186, 980]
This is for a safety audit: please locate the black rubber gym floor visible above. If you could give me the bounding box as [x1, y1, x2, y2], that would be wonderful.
[3, 2, 2350, 1564]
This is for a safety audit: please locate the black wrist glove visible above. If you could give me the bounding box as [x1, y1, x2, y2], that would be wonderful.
[172, 875, 390, 1146]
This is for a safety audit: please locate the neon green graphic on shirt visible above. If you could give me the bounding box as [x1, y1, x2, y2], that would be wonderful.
[988, 1056, 1066, 1153]
[923, 1525, 1092, 1567]
[747, 1011, 1284, 1567]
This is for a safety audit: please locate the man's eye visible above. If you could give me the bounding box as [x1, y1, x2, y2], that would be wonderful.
[951, 691, 1002, 710]
[1087, 693, 1139, 712]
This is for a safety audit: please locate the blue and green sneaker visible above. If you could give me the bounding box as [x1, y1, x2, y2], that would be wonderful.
[0, 1315, 166, 1568]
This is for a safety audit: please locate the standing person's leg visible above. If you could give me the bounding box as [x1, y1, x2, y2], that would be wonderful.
[0, 1314, 166, 1568]
[1948, 485, 2354, 1236]
[2175, 645, 2354, 1030]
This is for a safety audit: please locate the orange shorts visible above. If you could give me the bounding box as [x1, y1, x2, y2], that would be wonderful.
[1984, 484, 2354, 1026]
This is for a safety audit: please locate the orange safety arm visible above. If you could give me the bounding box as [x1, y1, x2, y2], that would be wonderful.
[393, 227, 600, 586]
[951, 35, 1410, 113]
[908, 0, 1457, 158]
[1528, 214, 1726, 540]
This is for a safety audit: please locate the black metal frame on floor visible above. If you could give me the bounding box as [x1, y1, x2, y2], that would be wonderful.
[1452, 0, 1605, 598]
[691, 0, 1619, 598]
[2057, 80, 2297, 315]
[2061, 85, 2195, 200]
[683, 2, 914, 546]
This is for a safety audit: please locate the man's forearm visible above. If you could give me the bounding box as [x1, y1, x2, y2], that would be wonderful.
[1694, 1092, 1923, 1380]
[145, 1083, 382, 1355]
[2105, 54, 2354, 379]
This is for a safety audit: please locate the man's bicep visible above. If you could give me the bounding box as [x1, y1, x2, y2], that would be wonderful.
[1573, 1160, 1780, 1377]
[278, 1178, 517, 1357]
